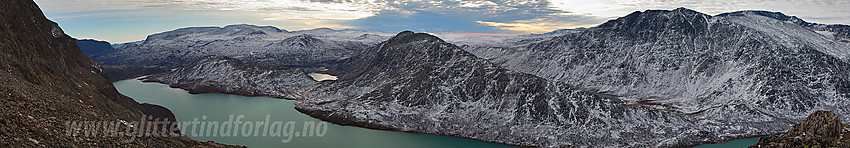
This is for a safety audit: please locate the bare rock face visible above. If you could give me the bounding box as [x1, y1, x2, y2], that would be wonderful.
[0, 0, 237, 147]
[752, 111, 850, 148]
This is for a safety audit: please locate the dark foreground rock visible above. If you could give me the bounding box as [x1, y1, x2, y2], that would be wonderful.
[752, 111, 850, 148]
[0, 0, 239, 147]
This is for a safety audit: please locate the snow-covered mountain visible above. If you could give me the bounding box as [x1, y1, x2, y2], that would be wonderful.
[717, 10, 850, 43]
[481, 7, 850, 115]
[296, 8, 850, 147]
[93, 24, 380, 68]
[90, 24, 389, 80]
[296, 31, 707, 147]
[91, 24, 576, 81]
[460, 7, 850, 143]
[144, 55, 317, 99]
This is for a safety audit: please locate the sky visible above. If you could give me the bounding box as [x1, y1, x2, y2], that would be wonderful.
[32, 0, 850, 43]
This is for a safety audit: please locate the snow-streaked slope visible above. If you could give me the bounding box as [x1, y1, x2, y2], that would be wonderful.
[718, 10, 850, 43]
[443, 29, 585, 64]
[480, 8, 850, 135]
[144, 56, 317, 99]
[431, 28, 583, 48]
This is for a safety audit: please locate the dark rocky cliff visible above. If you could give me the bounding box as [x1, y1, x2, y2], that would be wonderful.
[0, 0, 236, 147]
[752, 111, 850, 147]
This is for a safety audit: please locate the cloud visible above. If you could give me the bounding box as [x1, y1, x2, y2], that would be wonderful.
[31, 0, 850, 43]
[340, 0, 607, 34]
[476, 19, 590, 33]
[36, 0, 386, 21]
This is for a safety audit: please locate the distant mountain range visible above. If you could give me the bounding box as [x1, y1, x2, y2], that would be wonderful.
[82, 24, 581, 81]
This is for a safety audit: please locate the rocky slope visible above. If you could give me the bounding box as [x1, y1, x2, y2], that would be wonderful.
[472, 8, 850, 132]
[752, 111, 850, 147]
[144, 56, 317, 99]
[295, 31, 730, 147]
[0, 0, 236, 147]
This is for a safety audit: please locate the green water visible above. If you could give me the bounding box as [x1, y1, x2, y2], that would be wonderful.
[691, 137, 761, 148]
[113, 79, 513, 148]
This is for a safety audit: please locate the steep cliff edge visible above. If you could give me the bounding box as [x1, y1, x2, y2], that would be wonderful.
[0, 0, 235, 147]
[752, 111, 850, 147]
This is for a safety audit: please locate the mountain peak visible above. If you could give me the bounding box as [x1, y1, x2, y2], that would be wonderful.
[397, 30, 415, 36]
[672, 7, 699, 13]
[386, 31, 445, 45]
[276, 34, 323, 47]
[596, 8, 712, 36]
